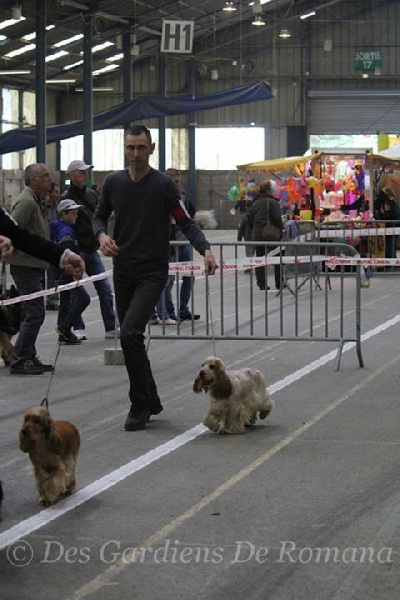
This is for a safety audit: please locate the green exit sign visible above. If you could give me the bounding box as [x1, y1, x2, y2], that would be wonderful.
[355, 50, 382, 71]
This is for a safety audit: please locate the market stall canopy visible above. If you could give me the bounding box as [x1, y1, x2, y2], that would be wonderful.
[237, 152, 321, 173]
[366, 146, 400, 163]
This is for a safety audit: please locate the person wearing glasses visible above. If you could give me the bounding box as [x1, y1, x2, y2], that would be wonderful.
[8, 163, 56, 375]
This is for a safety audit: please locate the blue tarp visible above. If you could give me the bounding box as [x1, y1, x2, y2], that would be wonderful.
[0, 80, 272, 155]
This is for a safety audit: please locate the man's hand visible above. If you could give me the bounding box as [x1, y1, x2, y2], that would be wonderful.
[61, 249, 85, 280]
[99, 233, 120, 257]
[204, 249, 217, 275]
[0, 236, 13, 264]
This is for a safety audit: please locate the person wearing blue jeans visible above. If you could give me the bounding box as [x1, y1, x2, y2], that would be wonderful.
[62, 160, 117, 339]
[50, 199, 91, 345]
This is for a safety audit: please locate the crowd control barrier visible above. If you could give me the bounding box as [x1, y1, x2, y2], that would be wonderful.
[148, 240, 364, 371]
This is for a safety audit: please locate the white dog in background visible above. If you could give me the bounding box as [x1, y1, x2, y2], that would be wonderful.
[193, 356, 273, 434]
[194, 210, 217, 230]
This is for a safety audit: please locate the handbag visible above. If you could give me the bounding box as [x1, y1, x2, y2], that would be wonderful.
[0, 265, 22, 335]
[261, 198, 282, 241]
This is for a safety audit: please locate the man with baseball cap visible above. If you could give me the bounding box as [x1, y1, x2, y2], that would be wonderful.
[62, 160, 117, 340]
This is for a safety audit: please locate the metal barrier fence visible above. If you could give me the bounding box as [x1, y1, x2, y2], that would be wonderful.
[148, 240, 363, 371]
[317, 219, 400, 271]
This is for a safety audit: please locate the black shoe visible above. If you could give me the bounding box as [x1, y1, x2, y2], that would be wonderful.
[258, 285, 270, 291]
[32, 357, 54, 372]
[124, 409, 150, 431]
[10, 359, 45, 375]
[179, 313, 200, 321]
[147, 403, 164, 421]
[46, 303, 59, 311]
[56, 326, 82, 345]
[169, 314, 178, 321]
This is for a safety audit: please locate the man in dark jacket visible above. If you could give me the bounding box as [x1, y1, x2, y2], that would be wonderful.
[249, 180, 283, 290]
[63, 160, 116, 339]
[93, 124, 217, 431]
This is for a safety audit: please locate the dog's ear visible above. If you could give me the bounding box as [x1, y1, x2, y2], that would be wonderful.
[211, 372, 232, 399]
[43, 416, 53, 441]
[48, 429, 62, 454]
[193, 376, 204, 394]
[19, 430, 29, 453]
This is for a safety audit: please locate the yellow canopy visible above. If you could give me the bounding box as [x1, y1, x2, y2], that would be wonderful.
[237, 152, 321, 172]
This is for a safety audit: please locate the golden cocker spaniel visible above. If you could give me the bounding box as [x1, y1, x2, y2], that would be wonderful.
[19, 406, 80, 506]
[193, 356, 273, 435]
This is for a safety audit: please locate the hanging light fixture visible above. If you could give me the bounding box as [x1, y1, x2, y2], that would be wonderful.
[279, 28, 291, 38]
[222, 1, 236, 11]
[252, 15, 265, 26]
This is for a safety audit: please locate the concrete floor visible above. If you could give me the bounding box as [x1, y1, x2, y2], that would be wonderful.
[1, 230, 400, 600]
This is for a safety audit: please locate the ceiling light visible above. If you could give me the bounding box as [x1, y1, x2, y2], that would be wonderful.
[92, 64, 119, 76]
[75, 87, 114, 92]
[0, 16, 26, 31]
[279, 29, 291, 38]
[63, 59, 84, 70]
[300, 11, 316, 19]
[45, 50, 69, 63]
[59, 0, 89, 9]
[89, 41, 114, 54]
[222, 1, 236, 11]
[252, 15, 265, 26]
[4, 43, 35, 58]
[0, 69, 30, 75]
[53, 34, 84, 48]
[23, 24, 55, 41]
[46, 79, 76, 83]
[106, 53, 123, 62]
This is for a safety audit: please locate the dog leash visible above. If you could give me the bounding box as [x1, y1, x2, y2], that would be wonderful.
[206, 276, 218, 357]
[40, 342, 63, 410]
[40, 274, 64, 410]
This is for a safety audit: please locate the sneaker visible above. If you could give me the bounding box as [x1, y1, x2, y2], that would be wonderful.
[32, 356, 54, 372]
[57, 326, 82, 345]
[148, 318, 160, 326]
[105, 328, 120, 339]
[74, 329, 87, 341]
[169, 314, 178, 321]
[179, 313, 201, 321]
[10, 359, 45, 375]
[124, 409, 150, 431]
[160, 318, 177, 325]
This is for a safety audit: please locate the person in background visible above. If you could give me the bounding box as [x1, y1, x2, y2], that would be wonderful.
[62, 160, 117, 340]
[165, 168, 200, 322]
[237, 201, 254, 272]
[8, 163, 56, 375]
[45, 181, 61, 311]
[248, 180, 283, 291]
[93, 124, 217, 431]
[50, 199, 91, 345]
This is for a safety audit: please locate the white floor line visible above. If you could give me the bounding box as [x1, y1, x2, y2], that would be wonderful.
[1, 314, 399, 552]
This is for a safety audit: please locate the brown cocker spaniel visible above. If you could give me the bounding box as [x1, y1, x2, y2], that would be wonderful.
[193, 356, 273, 435]
[19, 406, 80, 506]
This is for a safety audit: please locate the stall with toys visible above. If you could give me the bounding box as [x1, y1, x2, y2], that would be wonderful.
[236, 149, 372, 223]
[235, 152, 323, 221]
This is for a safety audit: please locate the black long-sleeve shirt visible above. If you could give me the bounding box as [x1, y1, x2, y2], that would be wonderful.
[0, 206, 63, 266]
[93, 168, 210, 273]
